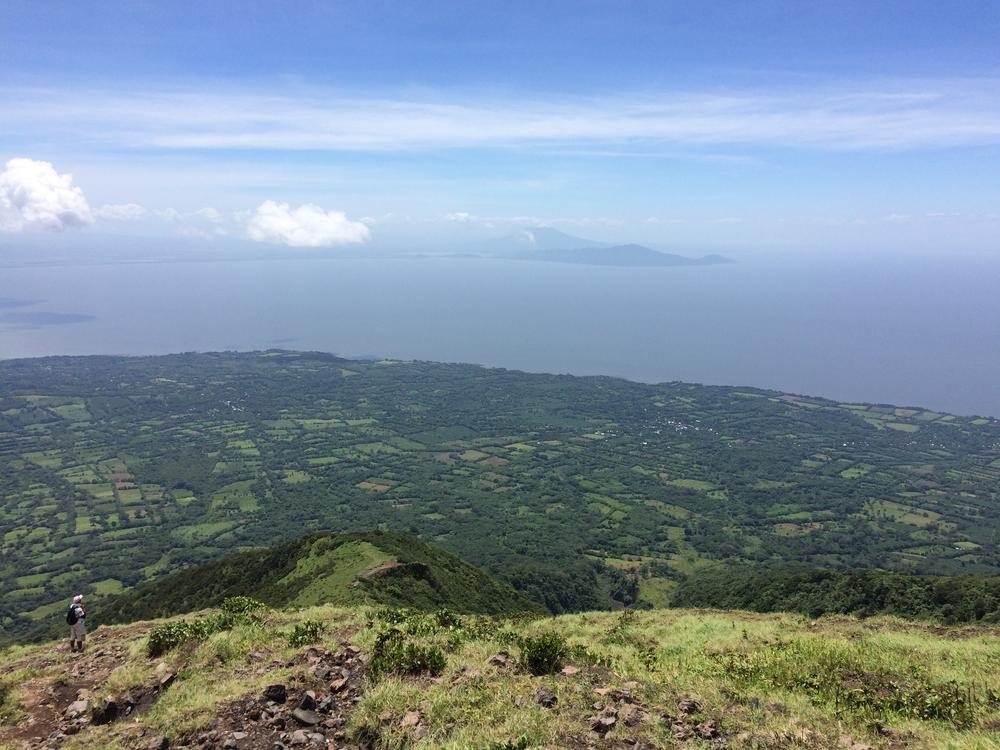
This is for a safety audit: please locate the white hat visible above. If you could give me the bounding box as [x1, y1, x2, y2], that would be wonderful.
[73, 594, 83, 603]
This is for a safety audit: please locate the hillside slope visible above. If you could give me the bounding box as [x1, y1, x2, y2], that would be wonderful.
[1, 604, 998, 750]
[673, 565, 1000, 623]
[99, 531, 544, 624]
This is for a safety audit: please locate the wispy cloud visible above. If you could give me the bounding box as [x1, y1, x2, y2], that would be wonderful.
[4, 80, 1000, 153]
[95, 202, 148, 221]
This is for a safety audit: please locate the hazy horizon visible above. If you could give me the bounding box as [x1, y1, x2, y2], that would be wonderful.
[1, 245, 997, 419]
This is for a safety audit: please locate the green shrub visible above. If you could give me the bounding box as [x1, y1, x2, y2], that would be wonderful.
[482, 738, 529, 750]
[147, 621, 201, 657]
[518, 632, 567, 675]
[371, 607, 410, 626]
[371, 628, 446, 677]
[220, 596, 268, 618]
[603, 609, 639, 646]
[146, 599, 266, 656]
[287, 619, 326, 647]
[434, 608, 463, 629]
[369, 607, 466, 637]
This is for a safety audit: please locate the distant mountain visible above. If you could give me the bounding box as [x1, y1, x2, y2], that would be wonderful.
[517, 243, 733, 267]
[482, 226, 608, 252]
[96, 531, 544, 626]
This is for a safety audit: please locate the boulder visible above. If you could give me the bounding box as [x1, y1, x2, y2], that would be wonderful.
[291, 708, 321, 726]
[533, 687, 557, 708]
[678, 697, 700, 715]
[91, 695, 118, 725]
[590, 708, 617, 734]
[619, 703, 644, 727]
[696, 719, 720, 739]
[264, 684, 288, 704]
[609, 688, 635, 704]
[487, 651, 510, 667]
[64, 699, 90, 719]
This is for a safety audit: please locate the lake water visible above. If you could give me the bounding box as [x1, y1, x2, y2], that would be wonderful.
[1, 249, 998, 417]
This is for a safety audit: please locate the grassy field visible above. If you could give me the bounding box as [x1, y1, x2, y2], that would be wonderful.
[1, 605, 998, 749]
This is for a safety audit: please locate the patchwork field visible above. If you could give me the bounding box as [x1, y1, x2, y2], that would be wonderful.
[1, 351, 999, 641]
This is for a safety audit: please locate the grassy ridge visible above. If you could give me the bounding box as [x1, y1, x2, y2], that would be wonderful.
[97, 531, 544, 625]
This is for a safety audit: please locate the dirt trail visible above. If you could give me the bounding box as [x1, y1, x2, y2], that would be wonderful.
[357, 559, 404, 580]
[0, 624, 150, 749]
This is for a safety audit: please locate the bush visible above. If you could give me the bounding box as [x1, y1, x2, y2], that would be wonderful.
[147, 621, 201, 657]
[434, 608, 463, 629]
[146, 599, 267, 656]
[287, 619, 326, 647]
[518, 632, 567, 675]
[371, 628, 446, 677]
[220, 596, 268, 618]
[482, 738, 529, 750]
[369, 607, 464, 636]
[603, 609, 638, 646]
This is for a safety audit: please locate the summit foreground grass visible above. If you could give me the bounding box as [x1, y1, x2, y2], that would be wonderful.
[1, 605, 998, 749]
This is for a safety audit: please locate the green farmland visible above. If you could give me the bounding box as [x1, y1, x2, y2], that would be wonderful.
[1, 351, 999, 640]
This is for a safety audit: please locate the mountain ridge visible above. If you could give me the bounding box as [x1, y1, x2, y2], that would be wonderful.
[96, 531, 545, 626]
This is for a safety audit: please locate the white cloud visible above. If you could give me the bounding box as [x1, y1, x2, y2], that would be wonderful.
[246, 200, 370, 247]
[95, 202, 147, 221]
[154, 207, 181, 222]
[194, 206, 222, 223]
[445, 211, 475, 223]
[0, 158, 93, 232]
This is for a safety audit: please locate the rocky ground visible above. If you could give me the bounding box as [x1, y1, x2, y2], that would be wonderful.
[1, 605, 997, 749]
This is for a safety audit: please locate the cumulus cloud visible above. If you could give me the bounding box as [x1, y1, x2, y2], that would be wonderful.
[95, 202, 147, 221]
[0, 158, 93, 232]
[246, 200, 370, 247]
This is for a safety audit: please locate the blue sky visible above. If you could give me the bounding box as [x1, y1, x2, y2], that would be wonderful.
[2, 0, 999, 250]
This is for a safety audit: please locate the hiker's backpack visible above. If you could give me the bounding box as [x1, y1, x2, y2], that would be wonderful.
[66, 605, 79, 625]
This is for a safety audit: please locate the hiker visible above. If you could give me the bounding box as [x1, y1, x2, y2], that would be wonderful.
[67, 594, 86, 652]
